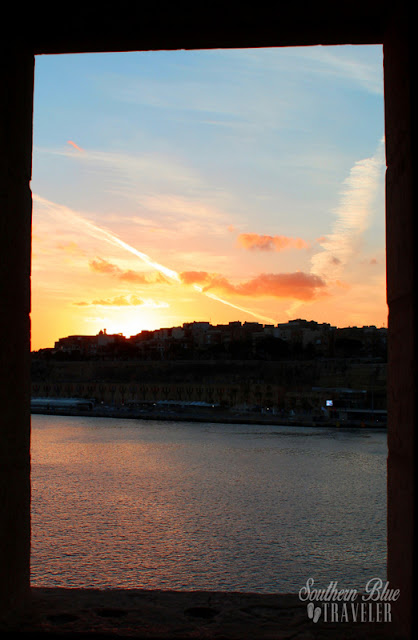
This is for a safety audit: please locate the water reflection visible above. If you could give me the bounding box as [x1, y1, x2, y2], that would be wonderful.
[31, 415, 387, 592]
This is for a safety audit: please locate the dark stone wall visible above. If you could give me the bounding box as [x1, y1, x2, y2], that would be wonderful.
[384, 12, 416, 638]
[1, 2, 416, 637]
[28, 3, 386, 54]
[0, 49, 33, 619]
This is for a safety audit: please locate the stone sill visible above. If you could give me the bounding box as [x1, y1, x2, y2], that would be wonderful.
[2, 587, 403, 639]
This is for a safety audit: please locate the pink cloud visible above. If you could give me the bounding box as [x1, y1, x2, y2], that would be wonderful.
[237, 233, 309, 251]
[181, 270, 325, 301]
[67, 140, 84, 152]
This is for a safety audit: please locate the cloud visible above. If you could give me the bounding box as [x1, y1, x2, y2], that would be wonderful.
[237, 233, 309, 251]
[37, 146, 233, 239]
[180, 271, 229, 288]
[47, 147, 205, 201]
[74, 295, 169, 308]
[311, 138, 385, 280]
[137, 194, 231, 238]
[180, 270, 325, 301]
[33, 194, 321, 323]
[89, 257, 123, 276]
[289, 47, 383, 96]
[67, 140, 84, 152]
[57, 241, 86, 255]
[89, 257, 169, 284]
[74, 295, 144, 306]
[230, 47, 383, 96]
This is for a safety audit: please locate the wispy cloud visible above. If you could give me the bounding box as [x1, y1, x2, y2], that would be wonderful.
[137, 194, 231, 237]
[37, 145, 235, 237]
[310, 138, 385, 281]
[225, 46, 383, 96]
[39, 146, 205, 197]
[57, 241, 86, 256]
[303, 47, 384, 96]
[74, 295, 169, 308]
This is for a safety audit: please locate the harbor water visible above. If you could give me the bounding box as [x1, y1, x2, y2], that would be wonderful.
[30, 414, 387, 593]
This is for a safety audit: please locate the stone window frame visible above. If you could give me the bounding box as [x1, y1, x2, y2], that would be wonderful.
[0, 4, 415, 637]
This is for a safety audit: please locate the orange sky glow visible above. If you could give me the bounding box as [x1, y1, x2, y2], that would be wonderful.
[31, 47, 386, 350]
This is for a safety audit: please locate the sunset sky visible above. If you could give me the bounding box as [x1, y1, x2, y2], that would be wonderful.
[32, 45, 386, 350]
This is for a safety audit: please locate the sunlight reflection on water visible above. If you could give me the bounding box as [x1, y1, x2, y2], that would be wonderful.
[30, 414, 387, 592]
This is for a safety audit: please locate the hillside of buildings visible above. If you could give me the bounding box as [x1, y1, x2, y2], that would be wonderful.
[31, 320, 387, 413]
[34, 319, 388, 363]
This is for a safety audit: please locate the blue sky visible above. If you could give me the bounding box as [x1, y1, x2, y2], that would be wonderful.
[31, 45, 386, 349]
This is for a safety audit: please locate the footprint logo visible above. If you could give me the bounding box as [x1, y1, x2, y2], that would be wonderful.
[307, 602, 322, 623]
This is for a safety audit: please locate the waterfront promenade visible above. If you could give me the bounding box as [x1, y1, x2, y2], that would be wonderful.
[30, 400, 387, 429]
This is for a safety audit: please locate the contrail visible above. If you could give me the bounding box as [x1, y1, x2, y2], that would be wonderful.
[197, 287, 276, 324]
[33, 194, 180, 282]
[81, 220, 181, 282]
[33, 194, 273, 323]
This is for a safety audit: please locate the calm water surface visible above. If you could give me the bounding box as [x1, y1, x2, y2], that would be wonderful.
[31, 414, 387, 592]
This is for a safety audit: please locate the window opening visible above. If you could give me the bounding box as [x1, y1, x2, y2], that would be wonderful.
[30, 45, 387, 593]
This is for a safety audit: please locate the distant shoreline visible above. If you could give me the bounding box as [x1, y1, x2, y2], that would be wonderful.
[30, 406, 387, 429]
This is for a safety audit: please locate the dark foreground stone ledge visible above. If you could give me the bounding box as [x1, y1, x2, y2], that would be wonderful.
[2, 587, 403, 639]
